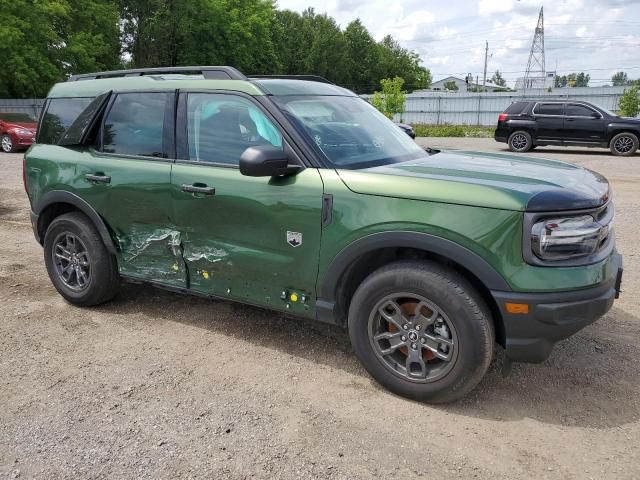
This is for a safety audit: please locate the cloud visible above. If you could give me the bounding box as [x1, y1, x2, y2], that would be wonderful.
[276, 0, 640, 87]
[478, 0, 514, 15]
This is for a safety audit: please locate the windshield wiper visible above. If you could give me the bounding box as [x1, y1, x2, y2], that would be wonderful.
[424, 147, 441, 155]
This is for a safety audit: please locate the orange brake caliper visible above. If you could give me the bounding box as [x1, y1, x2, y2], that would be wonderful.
[388, 301, 435, 361]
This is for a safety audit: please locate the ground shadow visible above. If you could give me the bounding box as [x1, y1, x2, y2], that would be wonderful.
[96, 284, 640, 429]
[498, 146, 639, 157]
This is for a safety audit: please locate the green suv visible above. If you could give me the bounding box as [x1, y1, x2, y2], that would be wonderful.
[25, 66, 623, 403]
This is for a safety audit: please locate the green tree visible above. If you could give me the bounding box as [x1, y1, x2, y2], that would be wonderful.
[121, 0, 279, 74]
[443, 80, 459, 91]
[563, 72, 590, 87]
[618, 86, 639, 117]
[299, 9, 350, 85]
[378, 35, 430, 91]
[612, 71, 629, 86]
[575, 72, 590, 87]
[491, 70, 506, 87]
[343, 19, 382, 93]
[371, 77, 406, 119]
[554, 75, 567, 88]
[0, 0, 121, 98]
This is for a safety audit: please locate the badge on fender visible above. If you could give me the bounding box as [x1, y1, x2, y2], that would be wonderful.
[287, 231, 302, 247]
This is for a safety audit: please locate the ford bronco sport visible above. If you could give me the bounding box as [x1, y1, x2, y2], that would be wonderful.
[25, 66, 623, 403]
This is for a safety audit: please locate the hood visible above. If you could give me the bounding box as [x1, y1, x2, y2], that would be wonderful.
[337, 150, 610, 212]
[4, 121, 37, 131]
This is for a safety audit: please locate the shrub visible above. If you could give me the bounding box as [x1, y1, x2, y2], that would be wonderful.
[412, 124, 494, 138]
[618, 86, 639, 118]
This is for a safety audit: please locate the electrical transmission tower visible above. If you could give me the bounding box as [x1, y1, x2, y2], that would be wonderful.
[523, 7, 545, 90]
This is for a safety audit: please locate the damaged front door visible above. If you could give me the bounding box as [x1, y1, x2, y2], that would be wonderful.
[171, 92, 323, 314]
[96, 91, 187, 287]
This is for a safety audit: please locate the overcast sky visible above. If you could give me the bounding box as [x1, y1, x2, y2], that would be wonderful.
[276, 0, 640, 87]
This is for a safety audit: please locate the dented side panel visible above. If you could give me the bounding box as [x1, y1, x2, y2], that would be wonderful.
[170, 165, 324, 315]
[95, 153, 185, 287]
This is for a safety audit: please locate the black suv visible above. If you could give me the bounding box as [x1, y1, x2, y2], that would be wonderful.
[495, 100, 639, 156]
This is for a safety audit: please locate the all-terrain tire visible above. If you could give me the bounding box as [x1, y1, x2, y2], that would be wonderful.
[43, 212, 120, 306]
[348, 260, 494, 403]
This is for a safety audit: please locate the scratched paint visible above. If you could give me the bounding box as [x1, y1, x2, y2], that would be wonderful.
[116, 225, 187, 285]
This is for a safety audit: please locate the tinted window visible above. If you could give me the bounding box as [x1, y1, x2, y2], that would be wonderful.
[102, 92, 169, 157]
[186, 93, 282, 165]
[534, 103, 564, 115]
[59, 93, 110, 146]
[566, 104, 598, 117]
[504, 102, 528, 114]
[38, 98, 93, 144]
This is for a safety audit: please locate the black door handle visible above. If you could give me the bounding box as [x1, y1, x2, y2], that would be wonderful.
[85, 173, 111, 184]
[181, 184, 216, 195]
[565, 118, 575, 122]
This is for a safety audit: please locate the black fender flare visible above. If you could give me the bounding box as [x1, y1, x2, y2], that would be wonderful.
[606, 123, 640, 142]
[33, 190, 118, 254]
[316, 231, 511, 324]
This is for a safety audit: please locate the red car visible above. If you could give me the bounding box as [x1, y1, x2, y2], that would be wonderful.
[1, 112, 37, 153]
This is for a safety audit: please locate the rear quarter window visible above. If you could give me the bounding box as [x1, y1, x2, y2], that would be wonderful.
[504, 102, 528, 115]
[38, 97, 93, 144]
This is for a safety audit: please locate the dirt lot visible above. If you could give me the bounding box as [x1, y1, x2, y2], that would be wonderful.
[1, 140, 639, 479]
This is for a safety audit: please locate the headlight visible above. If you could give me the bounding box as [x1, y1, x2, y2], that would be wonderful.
[531, 214, 609, 261]
[16, 128, 32, 136]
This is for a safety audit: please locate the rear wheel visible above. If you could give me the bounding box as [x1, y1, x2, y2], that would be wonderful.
[609, 132, 638, 156]
[508, 130, 533, 152]
[348, 261, 494, 403]
[1, 134, 14, 153]
[44, 212, 120, 306]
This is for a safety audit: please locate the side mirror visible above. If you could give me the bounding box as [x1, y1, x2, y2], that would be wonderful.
[591, 112, 601, 119]
[239, 145, 300, 177]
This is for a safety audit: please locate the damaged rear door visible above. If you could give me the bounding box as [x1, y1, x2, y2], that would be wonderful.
[94, 90, 186, 287]
[170, 91, 323, 314]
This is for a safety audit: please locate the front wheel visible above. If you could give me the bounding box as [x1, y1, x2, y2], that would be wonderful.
[348, 261, 494, 403]
[508, 130, 533, 152]
[609, 132, 638, 156]
[1, 134, 14, 153]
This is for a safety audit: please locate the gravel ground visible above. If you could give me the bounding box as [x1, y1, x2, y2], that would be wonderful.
[1, 140, 639, 479]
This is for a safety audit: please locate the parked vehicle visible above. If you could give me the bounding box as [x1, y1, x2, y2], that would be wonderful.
[395, 122, 416, 139]
[25, 67, 623, 403]
[495, 100, 640, 156]
[1, 112, 37, 153]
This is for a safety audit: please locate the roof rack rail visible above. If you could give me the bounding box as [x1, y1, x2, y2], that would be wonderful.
[67, 66, 247, 82]
[249, 75, 334, 85]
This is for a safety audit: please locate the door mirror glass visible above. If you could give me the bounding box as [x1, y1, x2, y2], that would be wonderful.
[240, 145, 298, 177]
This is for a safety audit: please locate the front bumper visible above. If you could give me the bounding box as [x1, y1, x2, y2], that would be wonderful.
[492, 252, 623, 363]
[13, 133, 35, 149]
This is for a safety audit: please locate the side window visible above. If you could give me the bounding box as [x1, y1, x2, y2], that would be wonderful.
[102, 92, 169, 157]
[38, 97, 93, 144]
[186, 93, 282, 165]
[534, 103, 564, 116]
[566, 104, 598, 117]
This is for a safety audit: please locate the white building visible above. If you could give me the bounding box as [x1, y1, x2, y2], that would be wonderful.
[428, 76, 503, 92]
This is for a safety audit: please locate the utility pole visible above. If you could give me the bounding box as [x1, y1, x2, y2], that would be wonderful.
[483, 40, 489, 89]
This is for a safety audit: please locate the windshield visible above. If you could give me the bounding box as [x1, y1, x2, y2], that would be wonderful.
[272, 95, 427, 169]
